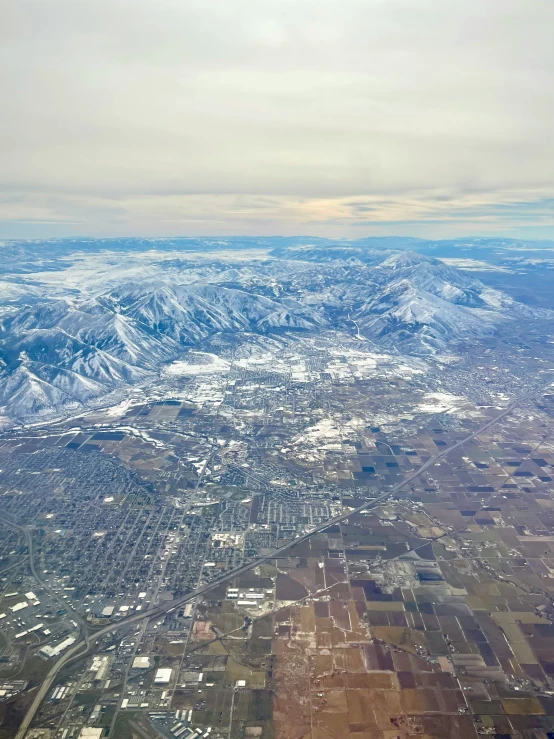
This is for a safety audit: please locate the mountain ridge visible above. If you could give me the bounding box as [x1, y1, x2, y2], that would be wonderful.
[0, 244, 548, 427]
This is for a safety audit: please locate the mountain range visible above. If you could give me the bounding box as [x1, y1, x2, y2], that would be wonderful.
[0, 240, 547, 427]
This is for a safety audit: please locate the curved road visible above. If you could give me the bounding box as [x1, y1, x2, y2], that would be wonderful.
[0, 516, 90, 648]
[11, 376, 553, 738]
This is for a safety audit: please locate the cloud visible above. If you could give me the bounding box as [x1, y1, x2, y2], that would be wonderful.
[1, 0, 554, 237]
[2, 189, 554, 240]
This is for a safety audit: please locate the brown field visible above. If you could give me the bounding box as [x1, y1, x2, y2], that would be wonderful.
[320, 672, 347, 689]
[347, 601, 364, 632]
[171, 690, 196, 709]
[330, 600, 351, 630]
[196, 639, 228, 656]
[346, 689, 378, 725]
[320, 688, 348, 713]
[289, 562, 319, 594]
[316, 626, 334, 649]
[342, 648, 366, 673]
[276, 573, 309, 600]
[314, 653, 334, 676]
[331, 626, 349, 646]
[401, 688, 429, 714]
[157, 639, 186, 656]
[314, 601, 330, 617]
[370, 626, 427, 655]
[346, 673, 395, 690]
[298, 603, 316, 633]
[312, 711, 350, 739]
[273, 639, 311, 739]
[365, 601, 405, 612]
[263, 419, 554, 739]
[500, 697, 545, 715]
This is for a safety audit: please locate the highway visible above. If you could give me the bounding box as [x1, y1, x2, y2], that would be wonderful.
[11, 376, 552, 738]
[0, 515, 90, 649]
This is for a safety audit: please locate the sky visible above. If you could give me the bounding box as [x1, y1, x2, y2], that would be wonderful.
[2, 0, 554, 240]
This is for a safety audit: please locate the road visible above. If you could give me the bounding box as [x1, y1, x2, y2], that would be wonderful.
[11, 376, 552, 739]
[0, 514, 90, 649]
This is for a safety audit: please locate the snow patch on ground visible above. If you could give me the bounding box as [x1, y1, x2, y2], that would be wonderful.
[287, 415, 367, 463]
[104, 396, 142, 417]
[439, 258, 514, 273]
[164, 353, 231, 376]
[235, 353, 290, 374]
[110, 426, 167, 448]
[480, 288, 513, 309]
[417, 391, 476, 417]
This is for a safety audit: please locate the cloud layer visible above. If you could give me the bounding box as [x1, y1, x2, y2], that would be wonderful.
[2, 0, 554, 238]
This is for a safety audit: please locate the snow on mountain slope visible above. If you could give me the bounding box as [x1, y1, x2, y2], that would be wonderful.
[354, 280, 499, 353]
[0, 280, 326, 425]
[0, 365, 77, 420]
[0, 243, 547, 427]
[11, 329, 147, 384]
[374, 251, 516, 310]
[106, 282, 325, 338]
[29, 363, 106, 401]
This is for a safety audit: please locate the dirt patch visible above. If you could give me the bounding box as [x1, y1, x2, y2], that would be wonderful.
[273, 639, 311, 739]
[192, 620, 214, 641]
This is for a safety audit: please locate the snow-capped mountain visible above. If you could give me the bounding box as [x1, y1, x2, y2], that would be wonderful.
[0, 239, 547, 427]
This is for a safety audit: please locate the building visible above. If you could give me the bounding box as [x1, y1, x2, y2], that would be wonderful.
[40, 637, 76, 658]
[10, 602, 29, 613]
[79, 729, 103, 739]
[154, 668, 173, 684]
[90, 656, 110, 681]
[132, 656, 151, 669]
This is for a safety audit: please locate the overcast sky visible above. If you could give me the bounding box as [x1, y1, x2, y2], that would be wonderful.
[2, 0, 554, 239]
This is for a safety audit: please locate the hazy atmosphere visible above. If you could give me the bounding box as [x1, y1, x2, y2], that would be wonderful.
[3, 0, 554, 238]
[5, 4, 554, 738]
